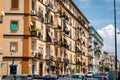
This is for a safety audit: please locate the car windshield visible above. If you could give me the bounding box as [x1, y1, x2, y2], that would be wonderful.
[87, 72, 94, 74]
[72, 75, 83, 79]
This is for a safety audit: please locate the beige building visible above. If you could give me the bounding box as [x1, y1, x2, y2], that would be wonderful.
[0, 0, 4, 78]
[2, 0, 89, 76]
[109, 52, 115, 71]
[88, 26, 103, 73]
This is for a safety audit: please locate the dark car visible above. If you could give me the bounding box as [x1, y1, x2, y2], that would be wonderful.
[58, 77, 81, 80]
[72, 74, 86, 80]
[32, 74, 43, 79]
[2, 74, 28, 80]
[43, 74, 58, 80]
[86, 78, 99, 80]
[93, 75, 107, 80]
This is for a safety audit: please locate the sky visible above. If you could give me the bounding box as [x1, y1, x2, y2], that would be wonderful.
[73, 0, 120, 60]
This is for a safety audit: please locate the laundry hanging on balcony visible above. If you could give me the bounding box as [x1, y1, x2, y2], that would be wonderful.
[51, 37, 57, 44]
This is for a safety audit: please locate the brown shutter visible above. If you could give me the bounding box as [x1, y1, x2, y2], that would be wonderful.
[11, 0, 18, 9]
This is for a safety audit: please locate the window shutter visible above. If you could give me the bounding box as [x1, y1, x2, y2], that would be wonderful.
[11, 0, 18, 9]
[11, 22, 18, 30]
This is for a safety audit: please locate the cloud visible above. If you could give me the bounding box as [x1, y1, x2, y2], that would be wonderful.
[97, 24, 120, 60]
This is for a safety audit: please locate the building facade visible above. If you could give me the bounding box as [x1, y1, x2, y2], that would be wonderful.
[109, 52, 115, 71]
[88, 26, 103, 73]
[2, 0, 89, 76]
[0, 0, 4, 79]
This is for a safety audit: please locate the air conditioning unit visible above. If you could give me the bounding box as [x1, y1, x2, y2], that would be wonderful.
[31, 10, 36, 15]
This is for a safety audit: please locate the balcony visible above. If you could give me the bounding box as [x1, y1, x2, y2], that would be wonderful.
[34, 53, 43, 59]
[60, 58, 64, 62]
[31, 10, 43, 19]
[45, 13, 53, 27]
[82, 62, 86, 66]
[54, 25, 62, 31]
[94, 48, 101, 53]
[75, 47, 82, 53]
[45, 55, 54, 61]
[76, 61, 82, 65]
[56, 57, 61, 62]
[60, 14, 69, 20]
[31, 31, 41, 39]
[60, 41, 69, 49]
[64, 59, 69, 63]
[45, 1, 53, 11]
[46, 36, 51, 41]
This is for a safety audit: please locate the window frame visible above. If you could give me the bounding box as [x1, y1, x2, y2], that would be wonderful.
[10, 20, 19, 31]
[11, 0, 19, 10]
[10, 42, 18, 53]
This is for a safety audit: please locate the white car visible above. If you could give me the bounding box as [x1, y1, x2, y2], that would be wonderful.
[85, 71, 95, 77]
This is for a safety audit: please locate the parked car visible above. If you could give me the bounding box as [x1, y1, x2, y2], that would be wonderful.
[93, 75, 108, 80]
[86, 78, 99, 80]
[32, 74, 43, 79]
[2, 74, 28, 80]
[58, 74, 66, 78]
[43, 74, 58, 80]
[72, 73, 86, 80]
[58, 77, 81, 80]
[85, 71, 95, 77]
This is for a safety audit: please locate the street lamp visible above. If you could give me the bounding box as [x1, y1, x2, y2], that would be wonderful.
[114, 0, 117, 79]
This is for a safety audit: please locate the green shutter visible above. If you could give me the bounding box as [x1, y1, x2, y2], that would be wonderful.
[11, 22, 18, 30]
[45, 13, 49, 19]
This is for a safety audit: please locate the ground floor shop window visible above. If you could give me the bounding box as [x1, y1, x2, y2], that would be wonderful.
[32, 64, 36, 74]
[9, 64, 17, 74]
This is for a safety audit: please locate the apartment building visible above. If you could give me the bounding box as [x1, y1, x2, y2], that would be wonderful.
[88, 26, 103, 73]
[109, 52, 115, 71]
[0, 0, 4, 78]
[2, 0, 89, 76]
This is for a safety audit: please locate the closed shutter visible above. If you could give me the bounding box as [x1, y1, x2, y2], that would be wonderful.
[11, 22, 18, 31]
[11, 0, 19, 9]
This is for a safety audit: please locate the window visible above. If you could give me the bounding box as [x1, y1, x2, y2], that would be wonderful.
[10, 42, 18, 52]
[32, 64, 36, 74]
[11, 0, 19, 9]
[11, 21, 18, 31]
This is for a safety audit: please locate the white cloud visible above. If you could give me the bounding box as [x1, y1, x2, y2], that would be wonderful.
[97, 24, 120, 60]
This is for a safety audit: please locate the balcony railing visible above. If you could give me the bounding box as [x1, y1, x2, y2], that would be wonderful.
[45, 55, 55, 61]
[75, 47, 82, 53]
[31, 31, 41, 39]
[60, 41, 69, 49]
[46, 36, 51, 42]
[64, 59, 69, 63]
[60, 14, 69, 20]
[31, 10, 43, 18]
[76, 61, 82, 65]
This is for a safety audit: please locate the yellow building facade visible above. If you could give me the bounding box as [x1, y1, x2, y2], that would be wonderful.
[2, 0, 89, 76]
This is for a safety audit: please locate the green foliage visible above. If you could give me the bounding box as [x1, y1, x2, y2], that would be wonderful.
[104, 66, 110, 72]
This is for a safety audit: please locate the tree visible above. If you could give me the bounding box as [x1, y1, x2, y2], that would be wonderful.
[104, 66, 110, 72]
